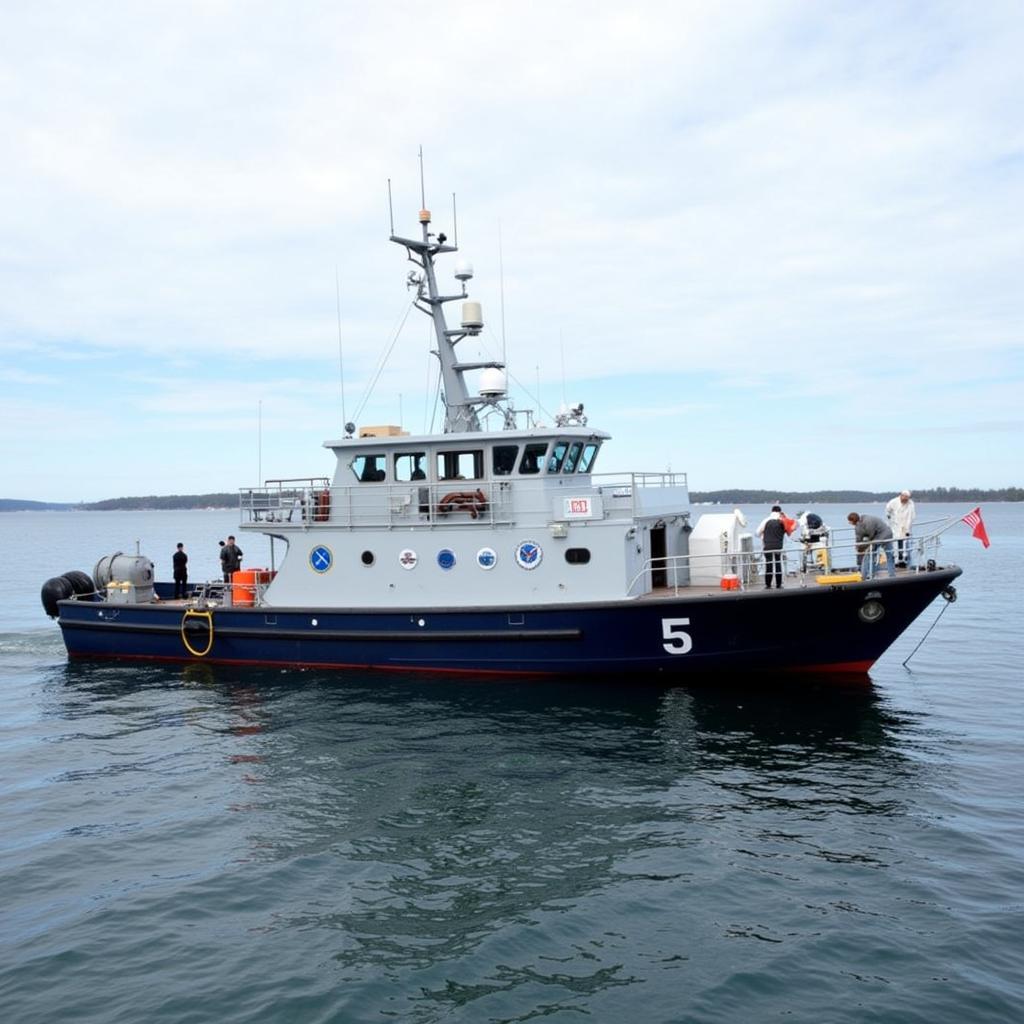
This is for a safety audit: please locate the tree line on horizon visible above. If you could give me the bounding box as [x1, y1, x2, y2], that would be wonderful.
[2, 485, 1021, 512]
[690, 487, 1023, 505]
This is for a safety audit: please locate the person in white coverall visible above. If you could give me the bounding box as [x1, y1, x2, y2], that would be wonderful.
[885, 490, 916, 567]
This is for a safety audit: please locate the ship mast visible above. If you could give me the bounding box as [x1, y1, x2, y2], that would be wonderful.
[390, 186, 510, 433]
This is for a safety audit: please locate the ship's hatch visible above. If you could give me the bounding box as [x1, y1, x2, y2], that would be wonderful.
[651, 525, 667, 589]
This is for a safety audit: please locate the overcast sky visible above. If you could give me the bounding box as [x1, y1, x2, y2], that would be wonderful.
[2, 1, 1022, 502]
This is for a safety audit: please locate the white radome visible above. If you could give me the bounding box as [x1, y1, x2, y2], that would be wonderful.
[479, 367, 507, 396]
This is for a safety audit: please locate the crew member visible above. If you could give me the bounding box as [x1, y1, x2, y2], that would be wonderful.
[172, 542, 188, 600]
[220, 535, 243, 582]
[885, 490, 916, 567]
[757, 505, 787, 590]
[847, 512, 896, 579]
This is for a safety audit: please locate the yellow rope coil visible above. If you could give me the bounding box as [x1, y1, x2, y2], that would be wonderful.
[181, 609, 214, 657]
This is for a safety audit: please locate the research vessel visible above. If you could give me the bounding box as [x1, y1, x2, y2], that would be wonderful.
[43, 191, 961, 676]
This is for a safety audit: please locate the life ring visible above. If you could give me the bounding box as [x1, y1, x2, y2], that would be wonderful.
[313, 489, 331, 522]
[437, 489, 488, 519]
[181, 609, 214, 657]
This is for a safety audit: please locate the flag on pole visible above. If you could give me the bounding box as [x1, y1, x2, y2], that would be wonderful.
[962, 507, 990, 548]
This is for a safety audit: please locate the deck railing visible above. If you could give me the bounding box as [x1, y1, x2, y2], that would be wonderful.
[627, 524, 952, 597]
[237, 471, 688, 530]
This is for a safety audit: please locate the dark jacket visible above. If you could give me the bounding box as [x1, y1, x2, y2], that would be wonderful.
[853, 515, 893, 544]
[220, 543, 243, 574]
[172, 550, 188, 580]
[760, 517, 786, 550]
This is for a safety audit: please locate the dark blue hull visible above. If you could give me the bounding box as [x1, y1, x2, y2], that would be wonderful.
[55, 568, 961, 677]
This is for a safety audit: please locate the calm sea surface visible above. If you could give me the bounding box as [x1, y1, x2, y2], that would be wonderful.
[1, 504, 1022, 1023]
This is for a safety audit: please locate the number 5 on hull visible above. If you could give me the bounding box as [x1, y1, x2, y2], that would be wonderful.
[662, 617, 692, 655]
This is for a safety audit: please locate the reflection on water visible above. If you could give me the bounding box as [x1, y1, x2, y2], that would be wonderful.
[2, 647, 1013, 1024]
[23, 662, 944, 1021]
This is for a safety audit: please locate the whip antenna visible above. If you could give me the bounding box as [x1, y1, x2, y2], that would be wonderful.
[418, 145, 426, 209]
[499, 222, 507, 368]
[561, 330, 567, 407]
[336, 266, 348, 429]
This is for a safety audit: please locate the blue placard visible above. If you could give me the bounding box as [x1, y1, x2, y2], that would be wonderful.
[515, 540, 542, 570]
[437, 549, 456, 571]
[310, 545, 333, 573]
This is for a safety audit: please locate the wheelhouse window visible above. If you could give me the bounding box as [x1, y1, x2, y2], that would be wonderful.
[577, 443, 600, 474]
[351, 454, 387, 482]
[437, 450, 483, 481]
[492, 445, 519, 476]
[394, 452, 427, 482]
[548, 440, 570, 473]
[563, 441, 584, 473]
[518, 442, 548, 475]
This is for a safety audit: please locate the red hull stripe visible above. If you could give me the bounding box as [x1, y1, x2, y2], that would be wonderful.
[67, 651, 876, 678]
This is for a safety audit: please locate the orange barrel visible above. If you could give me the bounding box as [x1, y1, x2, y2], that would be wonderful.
[720, 574, 740, 591]
[232, 569, 257, 606]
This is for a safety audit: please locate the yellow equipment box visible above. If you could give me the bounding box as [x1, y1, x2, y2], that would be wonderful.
[815, 573, 863, 585]
[358, 425, 408, 437]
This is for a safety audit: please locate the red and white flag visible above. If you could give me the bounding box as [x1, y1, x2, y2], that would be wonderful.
[962, 507, 990, 548]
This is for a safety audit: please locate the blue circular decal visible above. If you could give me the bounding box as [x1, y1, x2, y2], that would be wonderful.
[436, 548, 456, 571]
[515, 540, 543, 570]
[309, 545, 333, 573]
[476, 547, 497, 570]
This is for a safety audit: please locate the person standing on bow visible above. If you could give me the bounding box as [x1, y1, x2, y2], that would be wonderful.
[172, 542, 188, 600]
[847, 512, 896, 579]
[220, 536, 243, 582]
[757, 505, 787, 590]
[885, 490, 916, 567]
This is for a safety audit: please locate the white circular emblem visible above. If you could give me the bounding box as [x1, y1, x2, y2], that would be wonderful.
[515, 540, 542, 570]
[398, 549, 418, 570]
[476, 547, 497, 570]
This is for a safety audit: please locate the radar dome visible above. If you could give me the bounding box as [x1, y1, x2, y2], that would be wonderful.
[479, 367, 507, 397]
[461, 301, 483, 331]
[454, 260, 474, 281]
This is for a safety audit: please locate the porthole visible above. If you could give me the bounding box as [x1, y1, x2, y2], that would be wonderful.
[361, 550, 375, 567]
[565, 548, 591, 565]
[858, 599, 885, 624]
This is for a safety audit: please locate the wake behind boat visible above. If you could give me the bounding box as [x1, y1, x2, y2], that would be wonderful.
[43, 187, 961, 677]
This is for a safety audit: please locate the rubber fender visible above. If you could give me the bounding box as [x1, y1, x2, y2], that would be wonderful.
[62, 570, 95, 596]
[41, 576, 74, 618]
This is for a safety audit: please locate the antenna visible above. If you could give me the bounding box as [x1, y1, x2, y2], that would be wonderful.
[560, 330, 566, 408]
[498, 222, 507, 367]
[258, 398, 263, 484]
[387, 178, 395, 236]
[452, 192, 458, 248]
[336, 267, 348, 429]
[418, 145, 426, 210]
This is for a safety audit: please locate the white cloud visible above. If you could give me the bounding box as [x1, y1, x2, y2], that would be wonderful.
[1, 0, 1022, 497]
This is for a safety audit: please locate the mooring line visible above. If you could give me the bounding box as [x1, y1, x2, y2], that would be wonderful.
[902, 586, 957, 669]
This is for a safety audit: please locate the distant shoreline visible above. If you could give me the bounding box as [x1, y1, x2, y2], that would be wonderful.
[2, 487, 1020, 512]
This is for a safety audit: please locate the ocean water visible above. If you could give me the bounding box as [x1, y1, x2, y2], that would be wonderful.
[1, 504, 1022, 1023]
